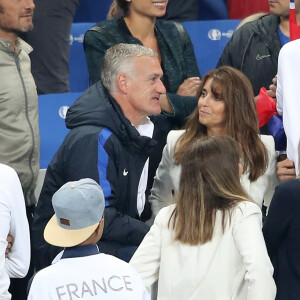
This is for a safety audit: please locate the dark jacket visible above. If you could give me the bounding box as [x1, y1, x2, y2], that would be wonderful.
[217, 14, 281, 96]
[263, 179, 300, 300]
[32, 82, 163, 270]
[84, 18, 200, 88]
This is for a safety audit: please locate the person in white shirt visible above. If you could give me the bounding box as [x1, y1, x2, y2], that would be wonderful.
[130, 136, 276, 300]
[276, 38, 300, 176]
[0, 163, 30, 299]
[28, 178, 149, 300]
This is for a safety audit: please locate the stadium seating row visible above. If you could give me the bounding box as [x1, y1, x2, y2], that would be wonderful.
[69, 19, 240, 93]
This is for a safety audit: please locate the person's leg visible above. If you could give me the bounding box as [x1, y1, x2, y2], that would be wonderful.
[22, 0, 82, 94]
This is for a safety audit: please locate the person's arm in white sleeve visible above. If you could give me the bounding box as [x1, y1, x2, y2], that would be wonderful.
[276, 60, 283, 115]
[233, 202, 276, 300]
[261, 136, 279, 209]
[149, 131, 180, 217]
[0, 198, 12, 299]
[0, 166, 30, 278]
[130, 207, 166, 291]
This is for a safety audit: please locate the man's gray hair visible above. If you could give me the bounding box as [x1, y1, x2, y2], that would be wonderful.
[101, 43, 158, 91]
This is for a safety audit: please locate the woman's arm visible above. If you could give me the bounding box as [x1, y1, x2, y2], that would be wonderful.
[129, 208, 167, 290]
[260, 135, 279, 209]
[233, 202, 276, 300]
[0, 167, 30, 279]
[149, 131, 182, 217]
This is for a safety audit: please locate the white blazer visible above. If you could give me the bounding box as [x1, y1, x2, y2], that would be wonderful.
[150, 130, 278, 217]
[0, 164, 30, 299]
[130, 202, 276, 300]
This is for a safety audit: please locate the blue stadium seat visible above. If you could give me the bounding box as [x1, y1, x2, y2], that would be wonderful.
[74, 0, 113, 23]
[39, 92, 82, 169]
[198, 0, 229, 20]
[69, 22, 94, 92]
[183, 19, 240, 76]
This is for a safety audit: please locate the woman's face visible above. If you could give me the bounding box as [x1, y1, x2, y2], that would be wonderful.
[198, 78, 226, 135]
[127, 0, 168, 18]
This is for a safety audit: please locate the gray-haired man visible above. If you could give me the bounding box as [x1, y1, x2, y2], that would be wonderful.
[33, 43, 166, 270]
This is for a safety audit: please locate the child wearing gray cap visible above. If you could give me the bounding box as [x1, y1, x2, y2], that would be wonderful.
[28, 178, 149, 300]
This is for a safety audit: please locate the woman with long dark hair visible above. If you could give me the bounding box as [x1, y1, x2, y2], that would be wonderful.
[150, 66, 278, 215]
[130, 136, 276, 299]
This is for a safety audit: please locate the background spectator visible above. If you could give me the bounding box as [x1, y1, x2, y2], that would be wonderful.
[22, 0, 82, 94]
[0, 0, 39, 297]
[0, 164, 30, 300]
[276, 28, 300, 176]
[227, 0, 269, 19]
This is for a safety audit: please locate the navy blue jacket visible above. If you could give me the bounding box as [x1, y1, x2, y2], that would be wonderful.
[32, 82, 164, 270]
[263, 179, 300, 300]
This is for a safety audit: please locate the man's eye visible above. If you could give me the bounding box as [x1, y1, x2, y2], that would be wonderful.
[200, 92, 207, 97]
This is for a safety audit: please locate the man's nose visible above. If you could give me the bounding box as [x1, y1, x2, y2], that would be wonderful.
[25, 0, 35, 10]
[157, 79, 166, 94]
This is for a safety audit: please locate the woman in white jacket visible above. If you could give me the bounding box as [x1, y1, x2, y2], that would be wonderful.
[0, 164, 30, 299]
[150, 66, 278, 216]
[130, 136, 276, 300]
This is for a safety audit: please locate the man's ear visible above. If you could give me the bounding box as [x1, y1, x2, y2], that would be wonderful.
[95, 217, 104, 238]
[116, 73, 128, 94]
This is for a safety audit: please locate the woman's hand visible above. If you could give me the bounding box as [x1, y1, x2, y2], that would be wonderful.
[177, 77, 201, 97]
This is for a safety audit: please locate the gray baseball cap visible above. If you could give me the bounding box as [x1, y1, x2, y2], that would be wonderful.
[44, 178, 105, 247]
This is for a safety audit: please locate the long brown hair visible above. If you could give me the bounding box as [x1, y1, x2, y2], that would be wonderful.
[174, 66, 268, 182]
[169, 136, 250, 245]
[107, 0, 130, 19]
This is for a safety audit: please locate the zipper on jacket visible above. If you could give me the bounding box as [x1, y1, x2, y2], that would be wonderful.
[252, 22, 273, 54]
[15, 55, 36, 201]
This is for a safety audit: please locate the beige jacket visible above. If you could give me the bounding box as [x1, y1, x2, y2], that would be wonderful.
[0, 37, 39, 206]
